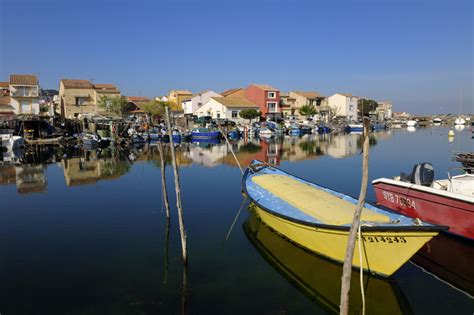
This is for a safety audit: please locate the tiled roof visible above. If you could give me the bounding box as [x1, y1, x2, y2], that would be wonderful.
[251, 84, 279, 92]
[170, 90, 192, 95]
[94, 84, 120, 93]
[126, 96, 150, 102]
[337, 93, 354, 97]
[61, 79, 93, 88]
[221, 88, 243, 97]
[292, 91, 323, 98]
[10, 74, 38, 85]
[211, 97, 259, 108]
[0, 82, 9, 88]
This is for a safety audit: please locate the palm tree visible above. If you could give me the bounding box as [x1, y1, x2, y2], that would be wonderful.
[298, 104, 317, 120]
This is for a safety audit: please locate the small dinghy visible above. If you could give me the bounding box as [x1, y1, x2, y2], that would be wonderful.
[242, 160, 447, 277]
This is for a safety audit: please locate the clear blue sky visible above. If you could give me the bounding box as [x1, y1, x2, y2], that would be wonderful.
[0, 0, 472, 114]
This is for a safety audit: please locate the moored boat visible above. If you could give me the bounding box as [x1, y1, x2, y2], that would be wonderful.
[242, 160, 446, 277]
[344, 123, 363, 132]
[406, 120, 417, 127]
[455, 117, 466, 125]
[372, 163, 474, 240]
[191, 127, 220, 139]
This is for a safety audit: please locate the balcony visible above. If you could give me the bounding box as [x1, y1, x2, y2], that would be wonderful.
[11, 87, 39, 98]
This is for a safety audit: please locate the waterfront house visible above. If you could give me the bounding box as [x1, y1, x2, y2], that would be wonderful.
[244, 84, 281, 119]
[327, 93, 358, 121]
[59, 80, 121, 118]
[9, 74, 40, 115]
[289, 91, 326, 118]
[168, 90, 192, 112]
[393, 112, 410, 120]
[0, 96, 15, 124]
[279, 93, 296, 117]
[59, 79, 95, 118]
[195, 97, 259, 123]
[0, 82, 10, 96]
[125, 96, 150, 116]
[183, 90, 221, 115]
[93, 84, 121, 107]
[376, 101, 393, 120]
[222, 88, 245, 98]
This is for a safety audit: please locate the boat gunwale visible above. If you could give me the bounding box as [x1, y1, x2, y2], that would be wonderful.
[242, 162, 448, 233]
[372, 177, 474, 204]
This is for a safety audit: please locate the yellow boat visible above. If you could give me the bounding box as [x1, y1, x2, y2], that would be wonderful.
[242, 161, 447, 277]
[244, 212, 412, 314]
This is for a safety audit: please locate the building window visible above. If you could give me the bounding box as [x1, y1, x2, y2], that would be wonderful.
[76, 97, 87, 106]
[231, 110, 238, 118]
[349, 105, 354, 111]
[267, 92, 276, 99]
[198, 102, 202, 107]
[267, 102, 277, 112]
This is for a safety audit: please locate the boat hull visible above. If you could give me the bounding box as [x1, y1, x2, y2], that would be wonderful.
[191, 131, 220, 139]
[253, 205, 437, 277]
[373, 180, 473, 240]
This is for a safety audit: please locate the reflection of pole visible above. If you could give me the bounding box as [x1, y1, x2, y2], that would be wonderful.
[340, 117, 370, 315]
[225, 197, 247, 241]
[163, 216, 170, 285]
[181, 264, 188, 315]
[217, 125, 244, 174]
[165, 106, 187, 264]
[157, 141, 170, 219]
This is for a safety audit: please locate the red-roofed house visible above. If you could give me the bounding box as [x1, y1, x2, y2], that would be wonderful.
[244, 84, 281, 119]
[9, 74, 40, 115]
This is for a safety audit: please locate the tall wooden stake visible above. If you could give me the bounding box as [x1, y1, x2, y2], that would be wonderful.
[339, 117, 370, 315]
[157, 141, 170, 219]
[164, 106, 188, 265]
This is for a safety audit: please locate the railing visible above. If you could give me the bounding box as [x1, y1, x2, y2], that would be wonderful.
[11, 90, 39, 97]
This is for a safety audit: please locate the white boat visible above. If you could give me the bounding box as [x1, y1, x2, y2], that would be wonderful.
[259, 128, 275, 138]
[406, 120, 417, 127]
[454, 117, 466, 125]
[1, 134, 25, 150]
[432, 118, 442, 123]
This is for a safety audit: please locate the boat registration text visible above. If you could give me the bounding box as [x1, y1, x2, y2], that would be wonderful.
[382, 191, 416, 209]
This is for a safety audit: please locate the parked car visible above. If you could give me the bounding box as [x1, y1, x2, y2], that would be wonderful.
[194, 116, 213, 126]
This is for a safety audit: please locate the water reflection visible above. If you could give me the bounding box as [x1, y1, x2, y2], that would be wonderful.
[243, 211, 413, 314]
[0, 130, 391, 193]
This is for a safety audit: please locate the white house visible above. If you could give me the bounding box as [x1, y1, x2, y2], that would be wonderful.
[183, 90, 221, 115]
[195, 97, 259, 123]
[327, 93, 358, 121]
[9, 74, 40, 115]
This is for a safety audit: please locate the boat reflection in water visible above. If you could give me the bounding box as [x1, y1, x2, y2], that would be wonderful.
[243, 211, 413, 315]
[411, 233, 474, 297]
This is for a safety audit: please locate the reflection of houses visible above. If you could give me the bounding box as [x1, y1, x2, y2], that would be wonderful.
[326, 133, 360, 158]
[245, 84, 281, 119]
[184, 143, 229, 167]
[9, 74, 40, 115]
[182, 90, 221, 115]
[195, 97, 259, 123]
[219, 140, 283, 166]
[328, 93, 358, 121]
[62, 151, 129, 186]
[0, 165, 46, 194]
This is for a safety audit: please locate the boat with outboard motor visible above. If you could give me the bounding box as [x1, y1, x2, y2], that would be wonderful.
[242, 160, 447, 277]
[372, 162, 474, 240]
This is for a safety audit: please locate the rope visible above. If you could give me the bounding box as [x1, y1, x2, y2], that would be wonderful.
[217, 126, 244, 175]
[358, 224, 366, 315]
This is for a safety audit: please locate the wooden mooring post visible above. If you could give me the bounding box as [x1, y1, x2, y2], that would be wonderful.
[339, 117, 370, 315]
[164, 106, 188, 265]
[157, 141, 170, 220]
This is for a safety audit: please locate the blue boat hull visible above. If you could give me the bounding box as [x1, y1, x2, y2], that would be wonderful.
[191, 131, 221, 139]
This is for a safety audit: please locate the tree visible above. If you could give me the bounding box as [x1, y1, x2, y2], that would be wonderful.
[142, 100, 165, 117]
[298, 104, 317, 119]
[97, 95, 128, 117]
[358, 99, 378, 117]
[239, 109, 261, 124]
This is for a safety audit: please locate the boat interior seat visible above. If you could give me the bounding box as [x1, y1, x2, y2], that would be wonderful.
[252, 174, 390, 226]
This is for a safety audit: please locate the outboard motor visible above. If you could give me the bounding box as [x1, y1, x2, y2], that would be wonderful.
[400, 162, 434, 186]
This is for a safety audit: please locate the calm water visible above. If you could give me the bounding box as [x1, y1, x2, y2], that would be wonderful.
[1, 126, 473, 314]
